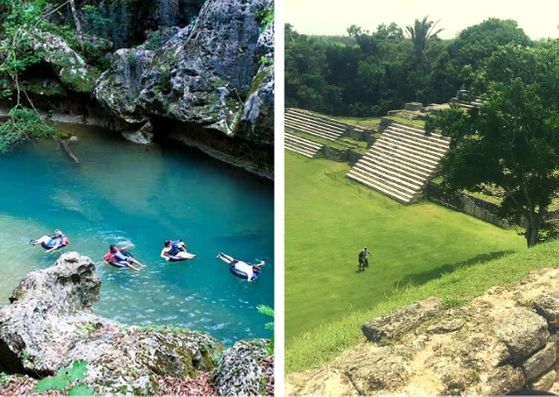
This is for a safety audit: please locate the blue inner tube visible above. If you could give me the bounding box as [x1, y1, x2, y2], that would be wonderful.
[229, 263, 260, 281]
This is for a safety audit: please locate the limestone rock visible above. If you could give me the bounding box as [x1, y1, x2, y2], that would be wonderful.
[95, 0, 274, 146]
[0, 253, 223, 394]
[361, 297, 443, 343]
[531, 369, 556, 391]
[121, 121, 155, 144]
[213, 339, 273, 396]
[19, 30, 97, 93]
[495, 307, 548, 363]
[522, 342, 557, 381]
[533, 293, 559, 325]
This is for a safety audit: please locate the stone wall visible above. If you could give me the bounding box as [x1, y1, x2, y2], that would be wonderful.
[426, 182, 559, 229]
[425, 182, 509, 228]
[319, 146, 366, 166]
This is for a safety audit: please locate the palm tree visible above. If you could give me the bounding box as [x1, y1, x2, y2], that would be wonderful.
[406, 16, 443, 73]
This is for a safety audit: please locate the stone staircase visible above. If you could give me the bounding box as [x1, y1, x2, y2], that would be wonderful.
[347, 122, 450, 204]
[451, 89, 482, 109]
[285, 132, 323, 158]
[285, 108, 367, 140]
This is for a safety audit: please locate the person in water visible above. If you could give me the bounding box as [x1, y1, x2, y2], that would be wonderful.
[30, 229, 69, 253]
[217, 252, 264, 282]
[160, 239, 195, 261]
[104, 243, 145, 271]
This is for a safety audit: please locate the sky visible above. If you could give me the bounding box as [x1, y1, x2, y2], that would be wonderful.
[284, 0, 559, 40]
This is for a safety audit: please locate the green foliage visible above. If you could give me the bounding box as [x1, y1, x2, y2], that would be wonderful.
[257, 304, 274, 355]
[0, 106, 54, 152]
[286, 17, 533, 117]
[146, 30, 161, 50]
[82, 4, 111, 39]
[35, 360, 92, 394]
[427, 43, 559, 247]
[255, 7, 273, 32]
[448, 18, 532, 71]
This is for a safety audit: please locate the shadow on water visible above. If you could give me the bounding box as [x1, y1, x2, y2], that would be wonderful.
[394, 250, 515, 288]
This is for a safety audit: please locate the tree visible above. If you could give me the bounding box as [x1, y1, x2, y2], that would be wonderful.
[426, 44, 559, 247]
[405, 16, 443, 73]
[448, 18, 532, 71]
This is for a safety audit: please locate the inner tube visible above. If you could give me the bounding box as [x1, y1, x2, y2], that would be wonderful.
[229, 263, 260, 281]
[40, 236, 69, 251]
[167, 252, 196, 262]
[107, 261, 127, 268]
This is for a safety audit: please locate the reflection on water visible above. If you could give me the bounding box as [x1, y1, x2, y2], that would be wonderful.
[0, 125, 274, 344]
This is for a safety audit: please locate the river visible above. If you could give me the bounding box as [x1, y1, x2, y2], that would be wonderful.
[0, 124, 274, 345]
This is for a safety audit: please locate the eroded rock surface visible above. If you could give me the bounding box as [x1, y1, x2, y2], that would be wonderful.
[287, 268, 559, 396]
[95, 0, 274, 145]
[213, 339, 274, 396]
[0, 253, 272, 395]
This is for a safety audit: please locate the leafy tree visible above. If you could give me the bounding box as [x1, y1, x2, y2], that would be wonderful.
[405, 16, 443, 73]
[448, 18, 532, 71]
[426, 44, 559, 247]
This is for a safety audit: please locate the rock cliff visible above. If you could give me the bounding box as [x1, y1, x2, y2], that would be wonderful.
[2, 0, 274, 177]
[0, 253, 273, 395]
[286, 268, 559, 396]
[94, 0, 274, 144]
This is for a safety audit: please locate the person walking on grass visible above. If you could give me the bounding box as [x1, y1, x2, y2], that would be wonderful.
[358, 247, 369, 272]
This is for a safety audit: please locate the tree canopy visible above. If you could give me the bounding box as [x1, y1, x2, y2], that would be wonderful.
[426, 42, 559, 247]
[286, 18, 534, 117]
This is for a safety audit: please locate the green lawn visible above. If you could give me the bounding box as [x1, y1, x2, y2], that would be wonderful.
[285, 151, 526, 370]
[327, 115, 382, 128]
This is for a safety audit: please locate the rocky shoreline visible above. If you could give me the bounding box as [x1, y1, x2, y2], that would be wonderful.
[0, 253, 273, 395]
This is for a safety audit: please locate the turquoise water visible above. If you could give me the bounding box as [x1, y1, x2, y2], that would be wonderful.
[0, 124, 274, 344]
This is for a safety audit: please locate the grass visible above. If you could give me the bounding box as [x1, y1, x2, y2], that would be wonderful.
[384, 115, 426, 127]
[287, 128, 369, 154]
[327, 115, 382, 128]
[285, 151, 527, 372]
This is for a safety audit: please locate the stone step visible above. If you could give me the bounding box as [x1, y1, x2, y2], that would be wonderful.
[285, 111, 348, 131]
[384, 127, 449, 155]
[286, 123, 338, 141]
[366, 146, 434, 178]
[286, 108, 352, 132]
[387, 124, 450, 148]
[285, 132, 323, 151]
[379, 134, 445, 164]
[351, 161, 424, 193]
[285, 145, 315, 158]
[373, 140, 440, 169]
[285, 115, 346, 137]
[285, 133, 322, 158]
[285, 141, 319, 157]
[347, 170, 414, 204]
[285, 113, 347, 134]
[285, 116, 343, 139]
[358, 154, 431, 183]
